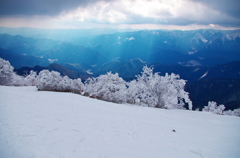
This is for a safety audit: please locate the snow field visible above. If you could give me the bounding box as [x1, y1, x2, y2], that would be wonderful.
[0, 86, 240, 158]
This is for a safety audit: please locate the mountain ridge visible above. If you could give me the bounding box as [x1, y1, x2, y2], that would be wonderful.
[1, 29, 240, 68]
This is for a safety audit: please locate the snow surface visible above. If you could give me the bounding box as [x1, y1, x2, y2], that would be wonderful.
[199, 71, 209, 80]
[0, 86, 240, 158]
[125, 37, 135, 41]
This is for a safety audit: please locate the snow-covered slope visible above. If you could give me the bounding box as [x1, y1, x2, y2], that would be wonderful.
[0, 86, 240, 158]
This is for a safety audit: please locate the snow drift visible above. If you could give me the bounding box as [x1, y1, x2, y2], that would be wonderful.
[0, 86, 240, 158]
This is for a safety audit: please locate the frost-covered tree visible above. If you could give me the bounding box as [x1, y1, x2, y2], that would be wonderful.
[11, 74, 28, 86]
[224, 108, 240, 117]
[128, 66, 158, 107]
[154, 73, 192, 109]
[126, 80, 143, 105]
[37, 70, 62, 91]
[85, 72, 127, 103]
[133, 66, 157, 107]
[129, 66, 192, 109]
[223, 110, 235, 116]
[36, 70, 84, 94]
[58, 76, 84, 94]
[58, 75, 72, 92]
[202, 101, 225, 115]
[215, 104, 225, 115]
[233, 108, 240, 117]
[84, 77, 98, 96]
[71, 78, 84, 94]
[203, 101, 240, 117]
[202, 101, 217, 112]
[0, 58, 30, 86]
[0, 58, 15, 85]
[24, 70, 38, 86]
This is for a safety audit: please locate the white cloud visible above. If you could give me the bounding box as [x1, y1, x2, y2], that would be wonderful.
[58, 1, 127, 23]
[57, 0, 239, 26]
[124, 0, 172, 18]
[58, 0, 178, 24]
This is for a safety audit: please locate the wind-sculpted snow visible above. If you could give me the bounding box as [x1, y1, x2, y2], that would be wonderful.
[1, 86, 240, 158]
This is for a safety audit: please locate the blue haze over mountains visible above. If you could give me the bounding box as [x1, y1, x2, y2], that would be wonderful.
[1, 28, 240, 67]
[0, 28, 240, 110]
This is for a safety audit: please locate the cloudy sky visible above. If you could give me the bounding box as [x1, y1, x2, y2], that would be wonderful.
[0, 0, 240, 30]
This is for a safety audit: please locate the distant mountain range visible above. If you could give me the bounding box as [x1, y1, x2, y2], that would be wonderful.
[185, 79, 240, 110]
[13, 58, 240, 82]
[1, 29, 240, 68]
[0, 47, 49, 68]
[77, 29, 240, 66]
[15, 63, 93, 81]
[0, 34, 108, 68]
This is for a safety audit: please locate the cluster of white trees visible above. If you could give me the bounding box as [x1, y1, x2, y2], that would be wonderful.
[1, 57, 240, 115]
[0, 58, 192, 109]
[0, 58, 27, 86]
[0, 58, 84, 94]
[203, 101, 240, 117]
[36, 70, 84, 94]
[85, 72, 127, 104]
[0, 58, 84, 93]
[85, 66, 193, 109]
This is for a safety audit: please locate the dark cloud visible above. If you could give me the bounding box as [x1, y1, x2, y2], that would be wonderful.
[188, 0, 240, 27]
[191, 0, 240, 19]
[0, 0, 114, 16]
